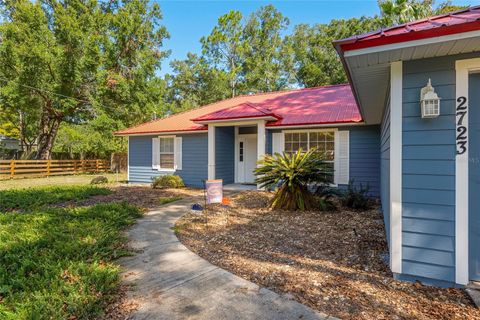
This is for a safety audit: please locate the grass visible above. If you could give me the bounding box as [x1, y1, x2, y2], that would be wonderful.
[0, 186, 111, 212]
[0, 173, 127, 191]
[0, 183, 143, 319]
[0, 202, 143, 319]
[158, 196, 183, 205]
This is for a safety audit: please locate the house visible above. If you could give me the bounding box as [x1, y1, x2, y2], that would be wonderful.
[0, 135, 21, 151]
[115, 84, 380, 195]
[116, 6, 480, 288]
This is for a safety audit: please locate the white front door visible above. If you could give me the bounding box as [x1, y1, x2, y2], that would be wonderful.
[237, 135, 257, 183]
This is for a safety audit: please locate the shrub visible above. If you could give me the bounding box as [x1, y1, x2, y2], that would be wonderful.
[255, 148, 333, 211]
[340, 179, 371, 210]
[90, 175, 108, 184]
[314, 185, 341, 211]
[152, 175, 185, 189]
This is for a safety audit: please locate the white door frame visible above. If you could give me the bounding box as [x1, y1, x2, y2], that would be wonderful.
[235, 133, 257, 183]
[455, 57, 480, 285]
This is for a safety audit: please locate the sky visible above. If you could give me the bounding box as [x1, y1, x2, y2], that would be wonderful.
[157, 0, 478, 76]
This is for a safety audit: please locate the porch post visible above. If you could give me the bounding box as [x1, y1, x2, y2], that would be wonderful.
[257, 121, 266, 189]
[208, 124, 215, 180]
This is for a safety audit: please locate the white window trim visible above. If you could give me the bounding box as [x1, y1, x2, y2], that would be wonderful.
[158, 135, 176, 172]
[283, 128, 338, 187]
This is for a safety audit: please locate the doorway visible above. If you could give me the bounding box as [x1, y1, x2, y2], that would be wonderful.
[237, 134, 257, 184]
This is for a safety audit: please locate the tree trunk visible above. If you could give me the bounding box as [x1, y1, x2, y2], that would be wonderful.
[36, 112, 62, 160]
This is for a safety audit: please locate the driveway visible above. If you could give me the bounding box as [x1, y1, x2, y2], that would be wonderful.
[120, 196, 333, 320]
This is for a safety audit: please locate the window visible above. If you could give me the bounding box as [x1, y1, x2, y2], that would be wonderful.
[239, 141, 244, 162]
[284, 131, 335, 182]
[159, 137, 174, 169]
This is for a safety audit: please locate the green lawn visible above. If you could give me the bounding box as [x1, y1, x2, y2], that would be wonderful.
[0, 173, 127, 191]
[0, 186, 111, 212]
[0, 186, 142, 319]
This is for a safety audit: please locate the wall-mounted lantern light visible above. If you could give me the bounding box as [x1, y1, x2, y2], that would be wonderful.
[420, 78, 441, 118]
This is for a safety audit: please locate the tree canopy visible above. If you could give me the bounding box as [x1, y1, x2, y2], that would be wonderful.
[0, 0, 469, 159]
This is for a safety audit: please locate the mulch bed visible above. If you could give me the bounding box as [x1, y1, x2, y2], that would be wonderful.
[58, 186, 201, 210]
[176, 191, 479, 320]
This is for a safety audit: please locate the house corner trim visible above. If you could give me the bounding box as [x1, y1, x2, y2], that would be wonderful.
[390, 60, 403, 274]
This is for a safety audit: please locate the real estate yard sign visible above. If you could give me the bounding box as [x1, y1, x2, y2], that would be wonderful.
[206, 179, 223, 204]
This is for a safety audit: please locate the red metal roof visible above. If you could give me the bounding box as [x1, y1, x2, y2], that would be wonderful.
[115, 84, 361, 135]
[192, 102, 281, 122]
[334, 5, 480, 51]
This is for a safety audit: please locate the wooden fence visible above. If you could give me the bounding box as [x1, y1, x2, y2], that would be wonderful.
[0, 159, 110, 179]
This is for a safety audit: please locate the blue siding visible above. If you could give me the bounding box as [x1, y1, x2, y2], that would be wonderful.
[341, 125, 380, 197]
[215, 127, 235, 184]
[398, 54, 480, 284]
[180, 134, 208, 187]
[381, 99, 391, 248]
[128, 133, 207, 188]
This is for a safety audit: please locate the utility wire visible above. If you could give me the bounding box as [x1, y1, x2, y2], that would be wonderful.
[0, 76, 91, 104]
[0, 76, 124, 113]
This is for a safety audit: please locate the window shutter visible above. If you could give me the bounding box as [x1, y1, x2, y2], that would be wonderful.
[152, 137, 160, 170]
[337, 130, 350, 185]
[174, 137, 182, 170]
[272, 132, 284, 155]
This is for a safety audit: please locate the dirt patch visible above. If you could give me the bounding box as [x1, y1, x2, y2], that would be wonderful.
[58, 186, 201, 210]
[99, 285, 139, 320]
[176, 191, 479, 320]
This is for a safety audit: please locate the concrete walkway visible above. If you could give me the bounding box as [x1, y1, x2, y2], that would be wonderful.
[120, 196, 333, 320]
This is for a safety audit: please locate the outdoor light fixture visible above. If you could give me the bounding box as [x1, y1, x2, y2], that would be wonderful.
[420, 79, 441, 118]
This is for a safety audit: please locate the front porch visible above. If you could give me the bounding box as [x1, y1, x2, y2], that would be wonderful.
[205, 120, 268, 188]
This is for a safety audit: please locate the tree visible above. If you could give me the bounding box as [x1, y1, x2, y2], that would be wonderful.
[166, 53, 229, 112]
[289, 17, 382, 87]
[0, 0, 169, 159]
[53, 114, 126, 159]
[201, 10, 245, 98]
[434, 1, 468, 15]
[242, 5, 294, 92]
[99, 0, 170, 127]
[378, 0, 466, 26]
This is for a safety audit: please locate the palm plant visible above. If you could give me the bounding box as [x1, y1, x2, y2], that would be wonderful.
[255, 148, 333, 211]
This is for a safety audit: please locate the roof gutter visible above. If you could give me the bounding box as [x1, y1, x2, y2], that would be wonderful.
[114, 129, 207, 137]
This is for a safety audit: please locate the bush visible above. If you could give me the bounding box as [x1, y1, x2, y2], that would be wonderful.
[152, 175, 185, 189]
[340, 179, 371, 210]
[90, 175, 108, 184]
[255, 148, 333, 211]
[314, 185, 341, 211]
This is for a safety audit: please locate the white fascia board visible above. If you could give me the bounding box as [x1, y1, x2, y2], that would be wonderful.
[344, 30, 480, 58]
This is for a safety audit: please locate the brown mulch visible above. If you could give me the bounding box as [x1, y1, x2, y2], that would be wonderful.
[58, 186, 202, 210]
[176, 191, 479, 320]
[98, 285, 139, 320]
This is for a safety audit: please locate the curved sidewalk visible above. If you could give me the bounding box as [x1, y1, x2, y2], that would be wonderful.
[120, 196, 334, 320]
